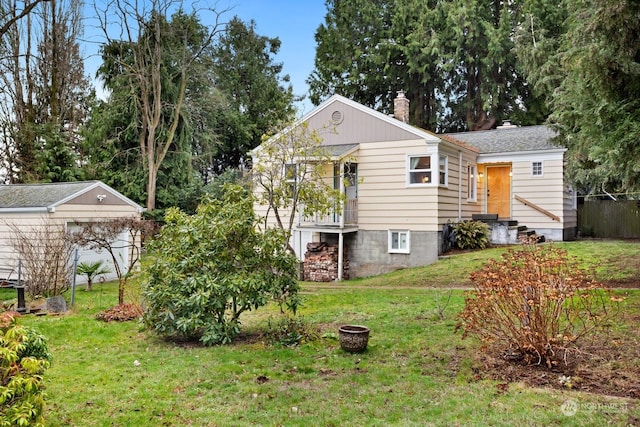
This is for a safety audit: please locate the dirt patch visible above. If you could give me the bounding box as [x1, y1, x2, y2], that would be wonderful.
[603, 276, 640, 289]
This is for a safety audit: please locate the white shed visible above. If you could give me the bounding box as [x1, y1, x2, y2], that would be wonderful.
[0, 181, 144, 285]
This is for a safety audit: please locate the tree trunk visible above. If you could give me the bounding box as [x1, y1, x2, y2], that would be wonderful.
[118, 281, 125, 306]
[147, 164, 157, 211]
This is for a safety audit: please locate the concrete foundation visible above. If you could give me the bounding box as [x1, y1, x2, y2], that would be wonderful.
[344, 230, 439, 278]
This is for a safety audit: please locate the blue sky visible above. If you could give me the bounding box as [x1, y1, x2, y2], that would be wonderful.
[227, 0, 327, 114]
[84, 0, 327, 114]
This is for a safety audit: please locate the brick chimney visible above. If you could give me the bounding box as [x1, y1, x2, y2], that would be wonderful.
[393, 90, 409, 123]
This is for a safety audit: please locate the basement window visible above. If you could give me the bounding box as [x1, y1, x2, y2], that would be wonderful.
[389, 230, 410, 254]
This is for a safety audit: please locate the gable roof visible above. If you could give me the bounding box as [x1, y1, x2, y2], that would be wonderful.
[0, 181, 144, 213]
[306, 94, 441, 144]
[445, 125, 562, 154]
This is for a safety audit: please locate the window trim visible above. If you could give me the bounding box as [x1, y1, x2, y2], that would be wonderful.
[438, 155, 448, 186]
[532, 161, 543, 177]
[408, 154, 448, 187]
[388, 230, 410, 254]
[407, 155, 434, 186]
[467, 164, 477, 201]
[284, 163, 297, 197]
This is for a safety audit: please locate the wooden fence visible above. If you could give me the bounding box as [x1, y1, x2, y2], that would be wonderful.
[578, 200, 640, 238]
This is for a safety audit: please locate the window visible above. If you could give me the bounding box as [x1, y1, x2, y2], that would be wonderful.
[408, 155, 432, 184]
[408, 154, 447, 186]
[467, 164, 477, 201]
[284, 163, 297, 196]
[532, 161, 543, 176]
[389, 230, 410, 254]
[439, 155, 448, 185]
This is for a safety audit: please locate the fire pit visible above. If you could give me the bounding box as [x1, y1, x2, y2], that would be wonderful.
[338, 325, 370, 353]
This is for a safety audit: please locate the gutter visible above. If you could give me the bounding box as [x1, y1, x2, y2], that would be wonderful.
[0, 207, 50, 213]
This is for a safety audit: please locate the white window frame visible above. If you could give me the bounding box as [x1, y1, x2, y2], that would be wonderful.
[284, 163, 297, 197]
[467, 164, 477, 201]
[407, 154, 448, 187]
[388, 230, 410, 254]
[407, 155, 434, 186]
[439, 155, 448, 186]
[532, 161, 543, 177]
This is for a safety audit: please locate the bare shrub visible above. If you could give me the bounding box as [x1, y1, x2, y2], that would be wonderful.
[457, 239, 622, 367]
[67, 217, 158, 306]
[9, 220, 73, 298]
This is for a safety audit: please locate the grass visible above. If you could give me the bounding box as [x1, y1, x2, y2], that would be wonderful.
[7, 240, 640, 426]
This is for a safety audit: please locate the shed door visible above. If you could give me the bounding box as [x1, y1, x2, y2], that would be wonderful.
[486, 166, 511, 219]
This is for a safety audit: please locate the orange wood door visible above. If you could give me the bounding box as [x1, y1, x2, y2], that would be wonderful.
[486, 166, 511, 218]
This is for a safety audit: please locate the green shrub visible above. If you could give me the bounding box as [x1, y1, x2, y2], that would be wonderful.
[0, 313, 51, 427]
[264, 315, 317, 347]
[579, 224, 595, 238]
[453, 220, 490, 250]
[142, 185, 300, 346]
[457, 240, 620, 367]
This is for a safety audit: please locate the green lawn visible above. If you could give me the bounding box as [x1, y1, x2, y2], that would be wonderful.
[10, 240, 640, 426]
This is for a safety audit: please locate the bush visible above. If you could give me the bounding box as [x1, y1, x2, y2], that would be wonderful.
[453, 220, 490, 250]
[264, 315, 317, 347]
[142, 185, 300, 345]
[456, 239, 620, 367]
[0, 312, 51, 427]
[95, 304, 143, 322]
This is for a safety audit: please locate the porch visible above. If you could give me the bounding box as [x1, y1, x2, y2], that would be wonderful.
[298, 198, 358, 229]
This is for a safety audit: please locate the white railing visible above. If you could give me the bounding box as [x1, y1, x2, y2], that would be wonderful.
[299, 198, 358, 227]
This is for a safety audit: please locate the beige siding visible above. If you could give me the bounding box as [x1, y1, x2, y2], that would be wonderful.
[437, 145, 482, 225]
[54, 204, 140, 221]
[0, 214, 51, 269]
[511, 158, 565, 230]
[357, 139, 441, 231]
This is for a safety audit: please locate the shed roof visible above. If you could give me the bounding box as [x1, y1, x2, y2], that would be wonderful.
[0, 181, 144, 211]
[325, 143, 359, 159]
[445, 125, 561, 154]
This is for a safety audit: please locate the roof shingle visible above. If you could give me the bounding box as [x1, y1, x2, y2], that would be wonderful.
[445, 125, 561, 154]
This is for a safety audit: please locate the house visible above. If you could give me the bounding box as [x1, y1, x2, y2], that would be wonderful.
[0, 181, 145, 284]
[253, 93, 577, 280]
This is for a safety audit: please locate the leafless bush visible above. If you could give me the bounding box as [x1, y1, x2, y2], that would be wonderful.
[457, 238, 622, 368]
[9, 220, 73, 298]
[67, 217, 158, 306]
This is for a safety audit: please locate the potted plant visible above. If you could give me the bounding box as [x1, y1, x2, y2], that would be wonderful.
[338, 325, 370, 353]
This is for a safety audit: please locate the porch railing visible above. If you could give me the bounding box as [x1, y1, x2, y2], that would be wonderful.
[299, 198, 358, 227]
[515, 194, 560, 221]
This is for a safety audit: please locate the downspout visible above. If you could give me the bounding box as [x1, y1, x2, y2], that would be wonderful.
[458, 151, 463, 221]
[338, 161, 345, 281]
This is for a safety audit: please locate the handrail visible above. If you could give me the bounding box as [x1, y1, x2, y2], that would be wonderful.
[514, 194, 560, 222]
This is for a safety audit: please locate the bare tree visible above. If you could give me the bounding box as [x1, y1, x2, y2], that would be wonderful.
[68, 217, 158, 306]
[94, 0, 228, 210]
[252, 121, 344, 252]
[9, 219, 73, 298]
[0, 0, 90, 183]
[0, 0, 51, 37]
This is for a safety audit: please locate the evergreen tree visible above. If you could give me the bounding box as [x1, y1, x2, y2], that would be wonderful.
[309, 0, 546, 132]
[517, 0, 640, 193]
[207, 17, 296, 177]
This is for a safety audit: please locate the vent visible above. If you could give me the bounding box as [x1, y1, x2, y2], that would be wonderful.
[331, 110, 344, 124]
